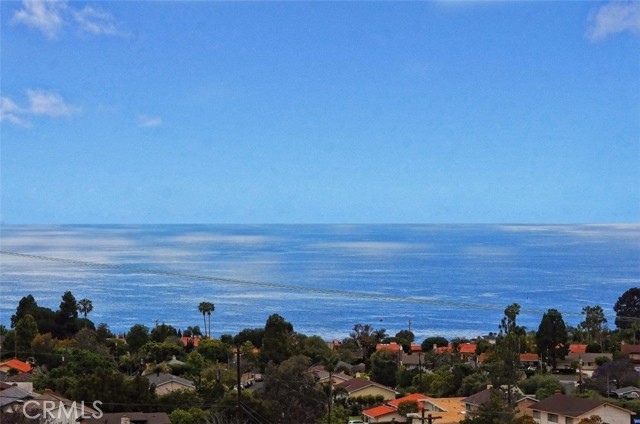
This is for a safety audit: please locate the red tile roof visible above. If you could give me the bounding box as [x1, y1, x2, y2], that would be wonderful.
[459, 343, 477, 354]
[410, 343, 422, 352]
[180, 336, 200, 347]
[520, 353, 540, 362]
[363, 404, 396, 418]
[621, 344, 640, 354]
[376, 342, 403, 352]
[0, 359, 32, 373]
[388, 393, 430, 408]
[569, 344, 587, 354]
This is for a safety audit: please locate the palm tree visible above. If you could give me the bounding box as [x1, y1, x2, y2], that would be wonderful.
[198, 302, 214, 337]
[78, 298, 93, 328]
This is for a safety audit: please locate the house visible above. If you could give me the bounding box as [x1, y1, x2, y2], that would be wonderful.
[334, 378, 396, 401]
[434, 343, 478, 362]
[0, 385, 34, 413]
[520, 353, 540, 369]
[376, 342, 403, 362]
[145, 373, 196, 396]
[28, 389, 99, 424]
[401, 351, 426, 370]
[556, 352, 612, 376]
[179, 336, 201, 348]
[569, 344, 587, 355]
[621, 343, 640, 368]
[611, 386, 640, 399]
[462, 386, 524, 414]
[314, 370, 353, 386]
[0, 358, 32, 374]
[2, 369, 34, 393]
[78, 412, 171, 424]
[529, 393, 635, 424]
[362, 393, 465, 424]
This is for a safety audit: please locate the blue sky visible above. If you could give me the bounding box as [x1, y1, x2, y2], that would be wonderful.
[1, 0, 639, 224]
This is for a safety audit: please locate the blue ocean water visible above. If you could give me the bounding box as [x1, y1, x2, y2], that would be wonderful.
[1, 224, 638, 341]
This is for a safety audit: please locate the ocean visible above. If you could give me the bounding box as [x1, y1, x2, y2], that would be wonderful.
[1, 224, 638, 341]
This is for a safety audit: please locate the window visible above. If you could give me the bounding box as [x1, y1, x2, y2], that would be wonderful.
[548, 414, 558, 423]
[566, 418, 573, 424]
[533, 411, 540, 419]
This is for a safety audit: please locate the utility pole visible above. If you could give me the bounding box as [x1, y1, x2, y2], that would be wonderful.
[418, 401, 442, 424]
[236, 345, 241, 424]
[418, 352, 424, 394]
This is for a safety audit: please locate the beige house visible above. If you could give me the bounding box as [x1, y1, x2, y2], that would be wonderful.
[145, 373, 196, 396]
[530, 393, 635, 424]
[335, 378, 396, 401]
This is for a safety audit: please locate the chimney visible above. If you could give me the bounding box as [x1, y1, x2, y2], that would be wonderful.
[433, 344, 437, 351]
[121, 416, 130, 424]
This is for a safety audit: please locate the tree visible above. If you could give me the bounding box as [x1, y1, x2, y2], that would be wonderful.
[579, 305, 607, 349]
[421, 336, 449, 352]
[260, 355, 326, 424]
[491, 303, 526, 405]
[11, 294, 37, 327]
[397, 400, 419, 416]
[15, 314, 38, 357]
[78, 298, 93, 328]
[614, 288, 640, 334]
[350, 323, 385, 361]
[126, 324, 150, 354]
[261, 314, 293, 365]
[369, 350, 398, 388]
[536, 309, 569, 371]
[55, 291, 80, 338]
[197, 302, 215, 338]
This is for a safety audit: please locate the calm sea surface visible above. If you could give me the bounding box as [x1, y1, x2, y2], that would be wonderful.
[1, 224, 638, 340]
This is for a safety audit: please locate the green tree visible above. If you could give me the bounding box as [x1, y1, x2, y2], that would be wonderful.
[197, 302, 214, 338]
[15, 314, 38, 357]
[261, 355, 326, 424]
[302, 335, 332, 363]
[234, 327, 265, 349]
[78, 298, 93, 328]
[421, 336, 448, 352]
[462, 388, 514, 424]
[492, 303, 526, 405]
[55, 291, 80, 338]
[536, 309, 569, 371]
[197, 338, 230, 363]
[150, 323, 178, 342]
[614, 288, 640, 338]
[350, 323, 385, 361]
[369, 350, 398, 388]
[126, 324, 150, 354]
[261, 314, 293, 365]
[579, 305, 607, 349]
[397, 400, 419, 416]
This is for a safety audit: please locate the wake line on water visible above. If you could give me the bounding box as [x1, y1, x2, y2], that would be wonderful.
[1, 250, 583, 318]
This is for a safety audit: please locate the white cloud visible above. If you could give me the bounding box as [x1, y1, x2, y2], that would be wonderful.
[72, 6, 122, 36]
[0, 97, 29, 126]
[1, 90, 79, 126]
[137, 115, 163, 128]
[27, 89, 79, 117]
[12, 0, 123, 39]
[586, 1, 640, 41]
[12, 0, 66, 40]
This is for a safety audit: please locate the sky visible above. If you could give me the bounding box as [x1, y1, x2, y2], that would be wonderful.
[1, 0, 639, 224]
